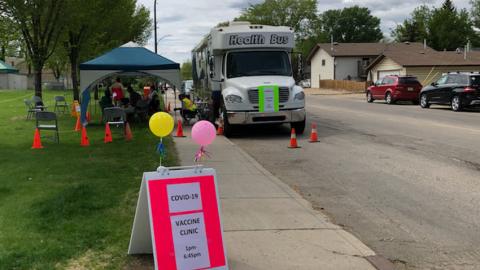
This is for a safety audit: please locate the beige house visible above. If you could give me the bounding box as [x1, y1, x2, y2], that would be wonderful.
[307, 43, 388, 88]
[367, 44, 480, 85]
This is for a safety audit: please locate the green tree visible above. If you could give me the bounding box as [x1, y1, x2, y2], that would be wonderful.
[391, 5, 431, 42]
[236, 0, 318, 40]
[320, 6, 383, 43]
[0, 0, 66, 97]
[0, 15, 21, 61]
[470, 0, 480, 31]
[181, 61, 192, 80]
[428, 1, 475, 50]
[62, 0, 151, 100]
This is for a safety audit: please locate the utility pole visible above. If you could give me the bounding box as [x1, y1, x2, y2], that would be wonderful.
[154, 0, 157, 54]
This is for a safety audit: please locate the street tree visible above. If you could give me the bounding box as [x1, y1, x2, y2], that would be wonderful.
[391, 5, 431, 42]
[62, 0, 151, 100]
[0, 0, 66, 97]
[181, 61, 192, 80]
[235, 0, 319, 57]
[428, 0, 476, 50]
[320, 6, 383, 43]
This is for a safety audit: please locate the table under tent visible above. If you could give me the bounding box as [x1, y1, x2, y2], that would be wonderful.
[79, 42, 180, 124]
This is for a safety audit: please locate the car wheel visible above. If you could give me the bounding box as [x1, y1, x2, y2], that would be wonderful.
[451, 95, 463, 112]
[291, 118, 306, 135]
[385, 92, 395, 104]
[366, 91, 374, 103]
[420, 94, 430, 108]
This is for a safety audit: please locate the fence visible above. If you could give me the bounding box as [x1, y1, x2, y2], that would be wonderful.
[319, 80, 368, 92]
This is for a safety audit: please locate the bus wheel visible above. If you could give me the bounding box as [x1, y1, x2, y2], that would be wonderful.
[221, 105, 233, 137]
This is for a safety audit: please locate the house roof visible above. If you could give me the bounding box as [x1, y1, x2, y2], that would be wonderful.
[367, 44, 480, 69]
[307, 42, 389, 62]
[0, 60, 18, 74]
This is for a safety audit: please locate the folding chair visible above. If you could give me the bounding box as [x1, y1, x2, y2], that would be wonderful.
[54, 96, 69, 113]
[24, 99, 42, 120]
[32, 96, 48, 111]
[135, 99, 149, 122]
[36, 111, 59, 143]
[103, 107, 126, 133]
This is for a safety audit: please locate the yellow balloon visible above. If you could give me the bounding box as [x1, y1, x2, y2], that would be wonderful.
[149, 112, 174, 137]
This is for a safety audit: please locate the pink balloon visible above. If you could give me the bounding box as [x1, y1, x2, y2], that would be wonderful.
[192, 121, 216, 146]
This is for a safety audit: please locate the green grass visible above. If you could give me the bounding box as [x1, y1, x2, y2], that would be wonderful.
[0, 89, 178, 269]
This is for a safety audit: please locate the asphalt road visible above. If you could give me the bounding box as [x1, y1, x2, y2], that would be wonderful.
[230, 94, 480, 270]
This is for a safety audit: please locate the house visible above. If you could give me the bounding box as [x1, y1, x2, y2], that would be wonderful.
[366, 45, 480, 84]
[307, 43, 388, 88]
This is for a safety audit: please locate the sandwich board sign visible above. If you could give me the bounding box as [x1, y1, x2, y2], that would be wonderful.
[258, 85, 279, 113]
[128, 166, 228, 270]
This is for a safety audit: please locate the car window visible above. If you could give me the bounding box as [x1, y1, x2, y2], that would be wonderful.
[436, 75, 448, 85]
[375, 79, 383, 85]
[382, 77, 394, 85]
[470, 75, 480, 86]
[399, 77, 419, 84]
[446, 75, 457, 84]
[456, 75, 468, 84]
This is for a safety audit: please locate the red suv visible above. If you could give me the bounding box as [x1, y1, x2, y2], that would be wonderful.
[366, 75, 423, 104]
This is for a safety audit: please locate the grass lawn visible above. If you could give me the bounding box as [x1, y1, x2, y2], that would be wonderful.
[0, 89, 178, 269]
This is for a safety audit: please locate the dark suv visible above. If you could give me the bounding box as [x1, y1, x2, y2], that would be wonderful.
[420, 72, 480, 111]
[366, 75, 422, 104]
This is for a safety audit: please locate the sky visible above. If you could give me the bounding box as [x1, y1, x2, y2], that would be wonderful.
[137, 0, 471, 63]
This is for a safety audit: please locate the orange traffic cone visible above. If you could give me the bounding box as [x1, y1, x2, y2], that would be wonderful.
[80, 126, 90, 147]
[104, 123, 112, 143]
[174, 120, 186, 137]
[74, 116, 81, 131]
[309, 123, 319, 143]
[31, 128, 43, 149]
[217, 124, 224, 136]
[86, 112, 91, 123]
[125, 122, 133, 141]
[288, 128, 300, 148]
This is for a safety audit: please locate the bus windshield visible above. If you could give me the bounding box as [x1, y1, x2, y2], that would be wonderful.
[226, 51, 292, 78]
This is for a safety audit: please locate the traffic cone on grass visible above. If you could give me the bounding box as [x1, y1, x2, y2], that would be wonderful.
[174, 120, 186, 137]
[125, 122, 133, 141]
[288, 128, 300, 148]
[80, 126, 90, 147]
[74, 116, 81, 131]
[309, 123, 319, 143]
[32, 128, 43, 149]
[104, 123, 112, 143]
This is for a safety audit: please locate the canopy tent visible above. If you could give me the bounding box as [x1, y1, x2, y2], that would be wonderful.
[79, 42, 180, 123]
[0, 60, 19, 74]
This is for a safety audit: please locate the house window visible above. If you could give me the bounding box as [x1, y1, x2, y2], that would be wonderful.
[321, 59, 325, 66]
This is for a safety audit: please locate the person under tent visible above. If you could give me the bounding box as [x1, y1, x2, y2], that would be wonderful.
[111, 78, 125, 104]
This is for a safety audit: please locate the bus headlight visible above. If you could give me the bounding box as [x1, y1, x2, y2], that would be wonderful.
[225, 95, 243, 103]
[294, 92, 305, 101]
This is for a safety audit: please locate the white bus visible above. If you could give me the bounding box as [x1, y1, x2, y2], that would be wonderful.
[192, 21, 306, 136]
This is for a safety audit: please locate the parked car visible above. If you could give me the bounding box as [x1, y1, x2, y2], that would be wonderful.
[419, 72, 480, 111]
[299, 79, 311, 88]
[366, 75, 422, 104]
[181, 80, 193, 95]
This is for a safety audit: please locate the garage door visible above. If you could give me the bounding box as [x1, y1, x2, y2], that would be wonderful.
[378, 70, 401, 80]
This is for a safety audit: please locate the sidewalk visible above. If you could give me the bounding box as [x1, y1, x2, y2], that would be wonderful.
[173, 128, 381, 270]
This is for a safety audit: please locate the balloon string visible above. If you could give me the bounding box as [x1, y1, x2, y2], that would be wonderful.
[156, 138, 166, 166]
[194, 146, 211, 162]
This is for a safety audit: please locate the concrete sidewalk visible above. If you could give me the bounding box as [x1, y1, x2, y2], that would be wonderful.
[173, 128, 381, 270]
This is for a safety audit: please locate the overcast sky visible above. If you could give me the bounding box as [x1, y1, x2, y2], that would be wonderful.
[137, 0, 471, 63]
